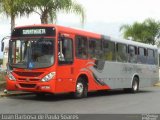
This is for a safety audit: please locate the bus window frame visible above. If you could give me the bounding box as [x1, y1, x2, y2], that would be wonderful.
[102, 39, 116, 61]
[147, 48, 155, 65]
[58, 35, 74, 65]
[128, 45, 137, 63]
[75, 35, 88, 60]
[137, 47, 147, 64]
[116, 43, 128, 62]
[89, 38, 103, 60]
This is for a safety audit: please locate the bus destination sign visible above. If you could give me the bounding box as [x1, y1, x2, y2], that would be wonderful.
[12, 27, 55, 37]
[22, 29, 46, 35]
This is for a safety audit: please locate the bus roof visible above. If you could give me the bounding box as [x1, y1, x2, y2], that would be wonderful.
[14, 24, 101, 39]
[102, 35, 157, 50]
[14, 24, 157, 50]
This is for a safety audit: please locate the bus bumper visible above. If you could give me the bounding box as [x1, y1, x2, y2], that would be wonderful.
[6, 78, 56, 93]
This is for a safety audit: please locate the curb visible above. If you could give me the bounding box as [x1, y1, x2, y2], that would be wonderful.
[0, 91, 33, 97]
[0, 81, 32, 97]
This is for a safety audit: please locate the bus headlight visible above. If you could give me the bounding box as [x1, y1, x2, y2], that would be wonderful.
[41, 72, 56, 82]
[7, 72, 16, 81]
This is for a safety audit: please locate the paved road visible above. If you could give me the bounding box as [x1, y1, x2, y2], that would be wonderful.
[0, 87, 160, 114]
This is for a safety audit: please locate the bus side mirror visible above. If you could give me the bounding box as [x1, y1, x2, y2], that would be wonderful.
[1, 36, 10, 52]
[1, 41, 4, 52]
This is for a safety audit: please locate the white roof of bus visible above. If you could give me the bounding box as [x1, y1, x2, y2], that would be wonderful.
[103, 35, 157, 50]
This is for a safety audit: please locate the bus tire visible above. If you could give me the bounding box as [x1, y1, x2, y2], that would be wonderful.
[124, 77, 139, 93]
[74, 78, 88, 99]
[130, 77, 139, 93]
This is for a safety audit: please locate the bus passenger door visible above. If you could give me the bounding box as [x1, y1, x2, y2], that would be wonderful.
[56, 33, 75, 93]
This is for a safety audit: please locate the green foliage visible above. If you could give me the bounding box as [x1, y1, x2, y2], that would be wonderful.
[0, 72, 6, 81]
[0, 0, 2, 13]
[0, 0, 85, 30]
[120, 18, 160, 45]
[0, 59, 3, 65]
[26, 0, 85, 24]
[0, 0, 33, 31]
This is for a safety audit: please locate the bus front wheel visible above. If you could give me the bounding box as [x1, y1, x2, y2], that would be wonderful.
[74, 78, 88, 99]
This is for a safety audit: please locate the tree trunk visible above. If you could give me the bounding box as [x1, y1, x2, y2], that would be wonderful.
[11, 15, 15, 32]
[41, 11, 48, 24]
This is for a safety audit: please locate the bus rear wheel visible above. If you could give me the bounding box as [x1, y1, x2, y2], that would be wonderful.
[74, 78, 88, 99]
[131, 77, 139, 93]
[124, 77, 139, 93]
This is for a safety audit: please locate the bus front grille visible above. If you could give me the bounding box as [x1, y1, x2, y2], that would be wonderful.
[19, 83, 36, 88]
[14, 71, 44, 77]
[17, 78, 40, 82]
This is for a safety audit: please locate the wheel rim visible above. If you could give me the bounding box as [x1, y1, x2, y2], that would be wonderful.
[133, 81, 138, 91]
[77, 82, 84, 94]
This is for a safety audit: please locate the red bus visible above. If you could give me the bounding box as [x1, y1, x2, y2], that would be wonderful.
[5, 24, 159, 98]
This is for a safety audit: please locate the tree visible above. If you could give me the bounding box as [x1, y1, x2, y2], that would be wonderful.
[0, 0, 85, 32]
[0, 59, 3, 65]
[0, 0, 31, 32]
[0, 1, 2, 13]
[120, 18, 160, 45]
[27, 0, 85, 24]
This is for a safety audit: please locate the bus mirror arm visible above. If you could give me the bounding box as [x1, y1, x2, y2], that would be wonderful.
[1, 36, 10, 52]
[1, 41, 4, 52]
[58, 34, 65, 41]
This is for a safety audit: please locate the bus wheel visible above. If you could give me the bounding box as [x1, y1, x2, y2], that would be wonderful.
[131, 77, 139, 93]
[74, 78, 88, 99]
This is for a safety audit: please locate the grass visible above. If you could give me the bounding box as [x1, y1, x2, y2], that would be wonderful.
[0, 72, 6, 91]
[0, 71, 6, 81]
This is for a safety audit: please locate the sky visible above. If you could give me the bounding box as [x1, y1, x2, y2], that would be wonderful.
[0, 0, 160, 58]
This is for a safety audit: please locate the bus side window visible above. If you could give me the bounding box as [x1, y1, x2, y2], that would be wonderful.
[103, 40, 115, 61]
[154, 50, 158, 65]
[137, 47, 147, 64]
[147, 49, 155, 65]
[89, 38, 103, 60]
[58, 37, 73, 64]
[116, 43, 127, 62]
[128, 45, 137, 63]
[76, 36, 88, 59]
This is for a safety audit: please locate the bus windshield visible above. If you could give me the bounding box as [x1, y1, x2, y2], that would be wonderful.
[9, 38, 54, 69]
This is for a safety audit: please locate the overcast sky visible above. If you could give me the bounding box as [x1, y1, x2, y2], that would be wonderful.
[0, 0, 160, 57]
